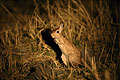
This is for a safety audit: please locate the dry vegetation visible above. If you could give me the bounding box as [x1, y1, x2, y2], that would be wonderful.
[0, 0, 120, 80]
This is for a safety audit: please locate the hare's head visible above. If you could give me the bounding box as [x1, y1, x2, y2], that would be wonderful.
[51, 24, 64, 39]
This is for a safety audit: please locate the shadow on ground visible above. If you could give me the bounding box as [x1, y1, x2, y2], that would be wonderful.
[41, 29, 63, 63]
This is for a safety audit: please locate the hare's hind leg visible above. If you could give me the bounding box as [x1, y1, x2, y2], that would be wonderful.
[61, 54, 69, 66]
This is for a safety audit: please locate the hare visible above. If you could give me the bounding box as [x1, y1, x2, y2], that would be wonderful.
[51, 24, 81, 66]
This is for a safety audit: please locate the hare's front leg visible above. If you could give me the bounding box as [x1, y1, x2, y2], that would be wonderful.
[61, 54, 69, 66]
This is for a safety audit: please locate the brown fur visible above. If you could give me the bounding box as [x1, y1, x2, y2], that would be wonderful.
[51, 24, 81, 66]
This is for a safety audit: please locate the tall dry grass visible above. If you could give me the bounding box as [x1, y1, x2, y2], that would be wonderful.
[0, 0, 119, 80]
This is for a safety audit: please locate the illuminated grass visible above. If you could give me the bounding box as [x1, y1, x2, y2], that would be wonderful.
[0, 0, 119, 80]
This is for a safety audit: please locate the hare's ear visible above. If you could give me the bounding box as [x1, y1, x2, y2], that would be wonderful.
[59, 24, 64, 33]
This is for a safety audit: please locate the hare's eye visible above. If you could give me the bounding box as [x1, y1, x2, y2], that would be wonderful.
[56, 30, 59, 33]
